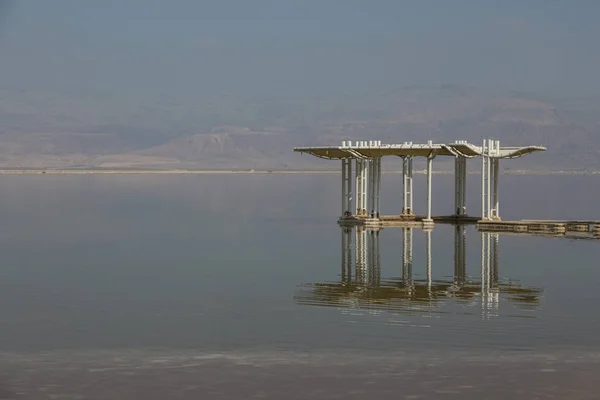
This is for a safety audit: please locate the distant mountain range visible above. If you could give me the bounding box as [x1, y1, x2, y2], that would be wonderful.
[1, 85, 599, 170]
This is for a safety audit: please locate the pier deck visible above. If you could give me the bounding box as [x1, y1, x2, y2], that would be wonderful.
[339, 215, 600, 239]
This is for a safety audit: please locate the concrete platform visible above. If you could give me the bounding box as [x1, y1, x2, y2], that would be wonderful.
[338, 214, 479, 228]
[477, 219, 600, 238]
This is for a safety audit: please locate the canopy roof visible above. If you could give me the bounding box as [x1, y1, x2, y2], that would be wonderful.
[293, 141, 546, 160]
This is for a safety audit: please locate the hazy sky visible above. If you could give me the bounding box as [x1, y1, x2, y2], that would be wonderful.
[1, 0, 599, 98]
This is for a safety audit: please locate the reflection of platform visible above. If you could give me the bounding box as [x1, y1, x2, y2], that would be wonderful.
[295, 226, 544, 317]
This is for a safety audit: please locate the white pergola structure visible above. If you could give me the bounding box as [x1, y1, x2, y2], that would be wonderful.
[294, 139, 545, 223]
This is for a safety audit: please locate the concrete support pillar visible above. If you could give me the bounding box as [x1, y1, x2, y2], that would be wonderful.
[346, 158, 353, 216]
[355, 159, 363, 215]
[369, 159, 376, 218]
[481, 139, 488, 220]
[368, 158, 381, 218]
[425, 156, 434, 222]
[454, 156, 468, 216]
[492, 157, 500, 220]
[481, 139, 501, 221]
[487, 141, 492, 220]
[402, 156, 414, 215]
[341, 159, 347, 217]
[375, 158, 382, 218]
[362, 160, 369, 216]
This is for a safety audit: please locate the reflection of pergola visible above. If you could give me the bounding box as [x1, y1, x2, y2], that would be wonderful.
[294, 227, 544, 316]
[294, 140, 546, 226]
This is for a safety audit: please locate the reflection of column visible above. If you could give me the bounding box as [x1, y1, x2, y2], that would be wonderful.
[481, 231, 500, 318]
[426, 229, 432, 291]
[402, 227, 414, 290]
[342, 227, 348, 282]
[454, 224, 467, 286]
[491, 233, 499, 288]
[367, 230, 381, 287]
[355, 228, 367, 284]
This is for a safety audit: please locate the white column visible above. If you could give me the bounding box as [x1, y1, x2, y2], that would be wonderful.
[454, 156, 460, 215]
[481, 139, 487, 219]
[355, 159, 362, 215]
[492, 158, 499, 219]
[455, 156, 468, 216]
[492, 140, 500, 219]
[425, 156, 433, 221]
[408, 157, 413, 214]
[361, 160, 371, 215]
[341, 159, 347, 216]
[455, 156, 467, 216]
[461, 157, 467, 215]
[402, 157, 407, 214]
[402, 156, 414, 215]
[346, 158, 353, 215]
[369, 159, 376, 218]
[376, 158, 382, 218]
[487, 140, 492, 220]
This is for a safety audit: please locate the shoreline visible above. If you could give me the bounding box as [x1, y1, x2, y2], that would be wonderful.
[0, 169, 598, 175]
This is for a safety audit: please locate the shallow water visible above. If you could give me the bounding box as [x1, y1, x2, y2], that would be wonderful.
[0, 173, 598, 398]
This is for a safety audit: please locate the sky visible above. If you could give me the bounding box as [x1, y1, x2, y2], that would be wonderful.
[1, 0, 599, 99]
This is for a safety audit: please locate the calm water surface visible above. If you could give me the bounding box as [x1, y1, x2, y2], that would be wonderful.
[0, 173, 599, 399]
